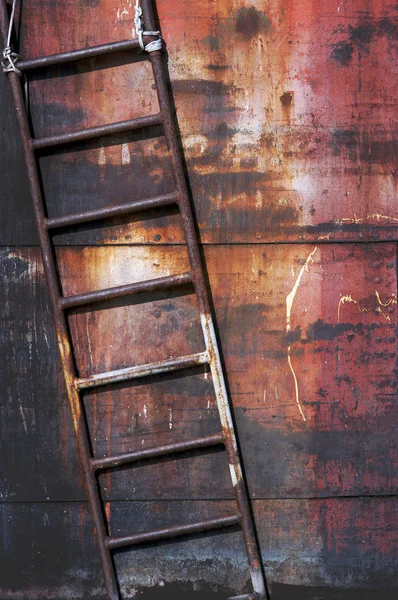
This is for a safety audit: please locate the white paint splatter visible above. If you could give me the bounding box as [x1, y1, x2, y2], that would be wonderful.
[98, 146, 106, 166]
[375, 290, 397, 308]
[337, 294, 369, 323]
[121, 143, 131, 165]
[286, 247, 318, 422]
[335, 213, 398, 225]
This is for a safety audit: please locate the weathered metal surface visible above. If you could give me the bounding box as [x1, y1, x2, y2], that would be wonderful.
[0, 0, 397, 596]
[1, 243, 396, 503]
[1, 1, 267, 594]
[1, 0, 397, 245]
[2, 498, 398, 598]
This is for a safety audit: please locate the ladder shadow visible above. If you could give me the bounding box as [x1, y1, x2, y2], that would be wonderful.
[148, 2, 270, 596]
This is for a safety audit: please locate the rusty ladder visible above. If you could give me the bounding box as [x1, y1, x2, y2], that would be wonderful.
[0, 1, 268, 598]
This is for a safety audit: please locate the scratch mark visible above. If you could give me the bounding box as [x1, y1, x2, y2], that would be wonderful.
[337, 291, 397, 323]
[367, 213, 398, 223]
[286, 246, 318, 422]
[169, 407, 173, 430]
[375, 290, 397, 307]
[86, 322, 93, 367]
[335, 213, 398, 225]
[19, 406, 28, 434]
[286, 247, 318, 331]
[337, 294, 369, 323]
[318, 232, 333, 240]
[375, 290, 397, 321]
[43, 330, 50, 350]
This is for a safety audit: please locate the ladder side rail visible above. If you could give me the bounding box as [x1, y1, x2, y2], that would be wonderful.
[141, 1, 267, 596]
[0, 3, 119, 598]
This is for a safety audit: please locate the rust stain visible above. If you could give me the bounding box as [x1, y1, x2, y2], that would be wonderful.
[235, 6, 272, 40]
[3, 0, 398, 591]
[55, 242, 397, 438]
[14, 0, 397, 243]
[105, 502, 111, 535]
[1, 243, 397, 592]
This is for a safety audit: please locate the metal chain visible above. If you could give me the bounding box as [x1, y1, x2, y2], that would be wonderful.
[2, 0, 21, 75]
[134, 0, 162, 52]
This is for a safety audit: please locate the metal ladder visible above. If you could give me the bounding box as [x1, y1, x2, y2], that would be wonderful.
[0, 1, 268, 598]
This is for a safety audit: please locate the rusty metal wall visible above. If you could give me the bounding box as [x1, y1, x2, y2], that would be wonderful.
[0, 0, 397, 598]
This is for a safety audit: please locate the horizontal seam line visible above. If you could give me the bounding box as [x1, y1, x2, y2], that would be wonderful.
[0, 239, 397, 249]
[2, 494, 398, 504]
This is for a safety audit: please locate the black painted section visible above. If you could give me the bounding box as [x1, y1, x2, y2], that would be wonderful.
[1, 500, 398, 597]
[0, 70, 37, 245]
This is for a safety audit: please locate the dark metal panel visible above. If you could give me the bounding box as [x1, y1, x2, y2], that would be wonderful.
[0, 247, 85, 501]
[1, 499, 398, 597]
[0, 73, 37, 244]
[1, 243, 396, 502]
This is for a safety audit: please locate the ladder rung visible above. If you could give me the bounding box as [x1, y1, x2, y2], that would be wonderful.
[44, 191, 179, 230]
[228, 595, 261, 600]
[60, 272, 193, 310]
[74, 352, 210, 390]
[17, 39, 142, 72]
[31, 113, 163, 150]
[105, 514, 241, 549]
[91, 432, 225, 471]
